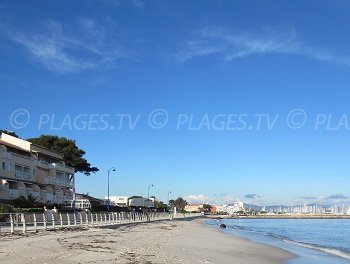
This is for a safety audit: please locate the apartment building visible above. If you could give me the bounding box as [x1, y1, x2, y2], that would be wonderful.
[0, 132, 74, 205]
[184, 204, 205, 213]
[106, 196, 129, 207]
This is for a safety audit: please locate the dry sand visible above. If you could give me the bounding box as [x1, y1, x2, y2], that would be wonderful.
[0, 219, 294, 264]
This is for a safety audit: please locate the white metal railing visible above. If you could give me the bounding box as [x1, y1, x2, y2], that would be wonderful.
[51, 163, 75, 171]
[23, 172, 32, 180]
[37, 160, 49, 168]
[0, 212, 202, 235]
[11, 152, 32, 160]
[9, 189, 19, 198]
[56, 178, 66, 186]
[45, 177, 56, 184]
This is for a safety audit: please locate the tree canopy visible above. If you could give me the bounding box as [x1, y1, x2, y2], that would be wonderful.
[169, 197, 187, 212]
[27, 135, 99, 176]
[0, 130, 20, 138]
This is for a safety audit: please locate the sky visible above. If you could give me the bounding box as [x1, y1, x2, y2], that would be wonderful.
[1, 0, 350, 205]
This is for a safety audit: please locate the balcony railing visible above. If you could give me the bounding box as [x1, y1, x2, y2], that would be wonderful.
[37, 160, 49, 168]
[66, 181, 74, 187]
[64, 194, 73, 201]
[15, 171, 32, 180]
[51, 163, 75, 171]
[56, 178, 67, 186]
[54, 194, 64, 203]
[45, 177, 56, 184]
[11, 152, 32, 160]
[25, 189, 41, 199]
[2, 151, 12, 159]
[9, 189, 25, 198]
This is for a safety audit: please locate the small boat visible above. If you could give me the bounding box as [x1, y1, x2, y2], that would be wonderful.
[219, 223, 226, 228]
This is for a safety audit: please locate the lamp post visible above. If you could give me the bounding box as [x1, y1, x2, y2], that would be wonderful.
[147, 184, 153, 199]
[107, 167, 116, 212]
[167, 191, 172, 205]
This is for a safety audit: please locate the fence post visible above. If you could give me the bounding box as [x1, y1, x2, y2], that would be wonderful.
[21, 213, 26, 234]
[52, 213, 55, 229]
[85, 213, 89, 225]
[67, 213, 71, 227]
[43, 213, 47, 231]
[79, 212, 83, 225]
[73, 213, 77, 226]
[91, 213, 94, 225]
[10, 214, 14, 234]
[60, 213, 63, 228]
[108, 213, 111, 224]
[33, 213, 37, 232]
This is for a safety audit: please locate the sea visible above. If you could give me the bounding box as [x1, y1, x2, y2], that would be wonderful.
[207, 218, 350, 263]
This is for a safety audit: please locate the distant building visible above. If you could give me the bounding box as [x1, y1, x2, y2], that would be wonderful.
[0, 132, 74, 205]
[216, 202, 245, 215]
[128, 197, 154, 208]
[210, 206, 217, 214]
[106, 196, 128, 207]
[185, 204, 205, 213]
[70, 193, 105, 209]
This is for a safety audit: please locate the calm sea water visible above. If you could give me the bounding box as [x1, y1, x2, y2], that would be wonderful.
[207, 219, 350, 264]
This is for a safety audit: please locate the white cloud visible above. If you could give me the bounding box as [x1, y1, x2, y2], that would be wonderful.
[184, 194, 210, 203]
[11, 20, 125, 73]
[177, 27, 350, 66]
[245, 193, 262, 199]
[184, 193, 238, 205]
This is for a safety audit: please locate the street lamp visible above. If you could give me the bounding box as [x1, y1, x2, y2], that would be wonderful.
[167, 191, 172, 205]
[107, 167, 116, 212]
[147, 184, 153, 199]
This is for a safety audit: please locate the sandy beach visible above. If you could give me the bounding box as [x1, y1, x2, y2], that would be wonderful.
[0, 218, 294, 264]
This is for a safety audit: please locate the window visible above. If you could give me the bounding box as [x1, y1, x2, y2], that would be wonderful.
[33, 169, 36, 176]
[2, 162, 12, 171]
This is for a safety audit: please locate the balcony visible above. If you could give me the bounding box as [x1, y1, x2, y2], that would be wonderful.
[45, 177, 56, 184]
[56, 178, 67, 187]
[64, 194, 73, 201]
[50, 163, 75, 173]
[11, 152, 32, 161]
[66, 180, 73, 187]
[25, 189, 41, 199]
[2, 151, 12, 159]
[15, 171, 32, 180]
[54, 194, 64, 203]
[9, 188, 25, 198]
[37, 160, 49, 168]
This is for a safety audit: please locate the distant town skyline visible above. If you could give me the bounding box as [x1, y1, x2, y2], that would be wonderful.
[1, 1, 350, 205]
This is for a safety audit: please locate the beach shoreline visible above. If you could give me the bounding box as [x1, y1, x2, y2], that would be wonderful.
[0, 218, 294, 264]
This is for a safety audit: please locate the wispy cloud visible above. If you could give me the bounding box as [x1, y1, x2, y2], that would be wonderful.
[185, 193, 238, 205]
[101, 0, 144, 8]
[177, 27, 350, 66]
[184, 194, 210, 203]
[245, 193, 262, 199]
[326, 194, 348, 200]
[10, 19, 125, 73]
[298, 196, 323, 200]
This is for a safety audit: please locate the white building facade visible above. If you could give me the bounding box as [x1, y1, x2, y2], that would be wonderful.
[0, 132, 74, 205]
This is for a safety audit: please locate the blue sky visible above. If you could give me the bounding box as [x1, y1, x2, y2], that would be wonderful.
[1, 0, 350, 205]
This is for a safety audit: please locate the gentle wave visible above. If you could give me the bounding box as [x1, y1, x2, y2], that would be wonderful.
[284, 240, 350, 260]
[224, 223, 350, 261]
